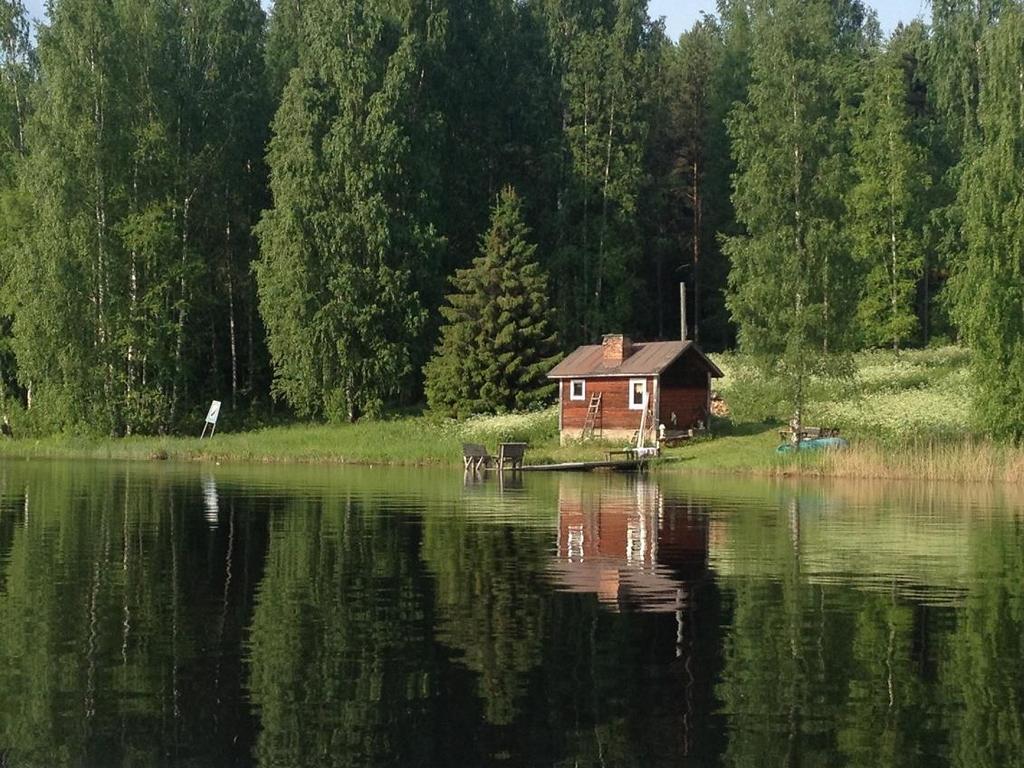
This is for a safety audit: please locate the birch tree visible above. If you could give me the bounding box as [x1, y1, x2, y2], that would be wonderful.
[848, 46, 931, 351]
[9, 0, 267, 434]
[724, 0, 864, 430]
[953, 9, 1024, 438]
[0, 0, 32, 411]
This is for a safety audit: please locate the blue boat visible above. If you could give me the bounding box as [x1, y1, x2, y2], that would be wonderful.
[776, 436, 850, 453]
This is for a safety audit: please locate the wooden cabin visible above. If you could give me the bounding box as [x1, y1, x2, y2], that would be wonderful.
[548, 334, 723, 444]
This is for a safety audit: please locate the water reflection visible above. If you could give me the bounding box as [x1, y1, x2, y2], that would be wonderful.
[0, 462, 1023, 766]
[0, 462, 261, 766]
[549, 477, 709, 615]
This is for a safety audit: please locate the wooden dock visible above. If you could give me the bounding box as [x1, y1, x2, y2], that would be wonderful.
[520, 458, 652, 472]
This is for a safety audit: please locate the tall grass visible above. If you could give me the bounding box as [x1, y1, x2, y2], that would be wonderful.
[811, 438, 1024, 484]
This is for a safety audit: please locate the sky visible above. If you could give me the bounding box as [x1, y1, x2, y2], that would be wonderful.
[20, 0, 929, 41]
[660, 0, 931, 40]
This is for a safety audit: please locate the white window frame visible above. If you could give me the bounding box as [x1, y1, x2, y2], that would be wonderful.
[628, 378, 647, 410]
[569, 379, 587, 401]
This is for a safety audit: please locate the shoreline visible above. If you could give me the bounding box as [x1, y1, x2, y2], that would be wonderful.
[0, 418, 1020, 485]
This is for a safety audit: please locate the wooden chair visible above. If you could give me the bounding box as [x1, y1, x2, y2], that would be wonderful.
[497, 442, 527, 471]
[462, 443, 493, 471]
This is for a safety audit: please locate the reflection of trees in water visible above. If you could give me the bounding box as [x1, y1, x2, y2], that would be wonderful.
[534, 476, 725, 766]
[0, 463, 262, 767]
[3, 464, 1023, 768]
[420, 513, 548, 726]
[942, 523, 1024, 768]
[246, 495, 479, 768]
[713, 489, 1024, 768]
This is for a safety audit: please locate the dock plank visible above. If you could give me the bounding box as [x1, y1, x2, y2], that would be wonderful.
[520, 458, 651, 472]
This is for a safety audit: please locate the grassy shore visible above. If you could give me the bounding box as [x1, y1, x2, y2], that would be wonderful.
[0, 408, 614, 467]
[0, 346, 1012, 483]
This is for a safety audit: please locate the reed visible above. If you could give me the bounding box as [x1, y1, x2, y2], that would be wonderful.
[779, 438, 1024, 484]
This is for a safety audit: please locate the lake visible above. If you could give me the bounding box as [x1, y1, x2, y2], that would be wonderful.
[0, 460, 1021, 767]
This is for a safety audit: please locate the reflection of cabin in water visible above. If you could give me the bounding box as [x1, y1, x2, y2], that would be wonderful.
[549, 480, 709, 614]
[548, 334, 724, 443]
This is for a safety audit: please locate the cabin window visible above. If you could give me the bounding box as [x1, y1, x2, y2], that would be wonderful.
[628, 378, 647, 410]
[570, 379, 586, 401]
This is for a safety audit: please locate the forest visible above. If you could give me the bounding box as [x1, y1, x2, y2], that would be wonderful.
[0, 0, 1021, 437]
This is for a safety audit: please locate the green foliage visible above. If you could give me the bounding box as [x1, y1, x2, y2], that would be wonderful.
[5, 0, 268, 435]
[723, 0, 867, 422]
[425, 187, 559, 417]
[951, 9, 1024, 440]
[4, 0, 1024, 444]
[640, 15, 737, 347]
[255, 0, 440, 422]
[848, 46, 931, 350]
[544, 0, 654, 343]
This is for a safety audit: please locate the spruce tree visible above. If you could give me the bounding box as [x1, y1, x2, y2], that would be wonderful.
[425, 187, 559, 418]
[255, 0, 440, 422]
[847, 46, 931, 351]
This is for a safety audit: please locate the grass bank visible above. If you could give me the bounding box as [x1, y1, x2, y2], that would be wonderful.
[671, 422, 1024, 484]
[0, 408, 588, 467]
[0, 346, 1009, 482]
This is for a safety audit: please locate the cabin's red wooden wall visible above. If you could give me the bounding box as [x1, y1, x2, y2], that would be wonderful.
[658, 388, 708, 429]
[559, 364, 710, 431]
[560, 377, 653, 431]
[657, 353, 710, 429]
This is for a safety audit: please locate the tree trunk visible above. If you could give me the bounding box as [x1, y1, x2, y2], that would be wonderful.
[171, 193, 193, 424]
[226, 219, 238, 407]
[581, 81, 591, 339]
[596, 97, 615, 332]
[692, 159, 701, 343]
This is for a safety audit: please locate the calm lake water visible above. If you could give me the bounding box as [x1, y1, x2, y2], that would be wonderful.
[0, 460, 1022, 767]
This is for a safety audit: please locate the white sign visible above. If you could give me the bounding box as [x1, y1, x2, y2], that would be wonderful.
[205, 400, 221, 425]
[201, 400, 222, 439]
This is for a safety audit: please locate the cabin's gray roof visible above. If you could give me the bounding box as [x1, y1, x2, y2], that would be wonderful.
[547, 340, 724, 379]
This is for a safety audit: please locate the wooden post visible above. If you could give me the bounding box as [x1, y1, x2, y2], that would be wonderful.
[680, 282, 687, 341]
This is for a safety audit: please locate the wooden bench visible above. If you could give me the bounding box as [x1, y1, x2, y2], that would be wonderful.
[462, 443, 494, 471]
[497, 442, 527, 470]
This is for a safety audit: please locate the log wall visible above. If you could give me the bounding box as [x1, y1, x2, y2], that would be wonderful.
[560, 376, 654, 434]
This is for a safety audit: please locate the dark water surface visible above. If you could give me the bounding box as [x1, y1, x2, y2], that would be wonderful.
[0, 460, 1022, 767]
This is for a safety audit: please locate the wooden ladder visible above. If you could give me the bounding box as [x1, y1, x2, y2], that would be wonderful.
[632, 395, 657, 448]
[581, 392, 602, 439]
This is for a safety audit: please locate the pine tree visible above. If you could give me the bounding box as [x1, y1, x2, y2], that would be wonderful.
[641, 15, 735, 346]
[424, 187, 559, 418]
[848, 45, 931, 350]
[953, 9, 1024, 438]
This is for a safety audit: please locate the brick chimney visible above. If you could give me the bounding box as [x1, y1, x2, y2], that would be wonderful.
[602, 334, 632, 366]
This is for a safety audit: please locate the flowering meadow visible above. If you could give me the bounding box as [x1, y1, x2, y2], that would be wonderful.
[713, 347, 975, 441]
